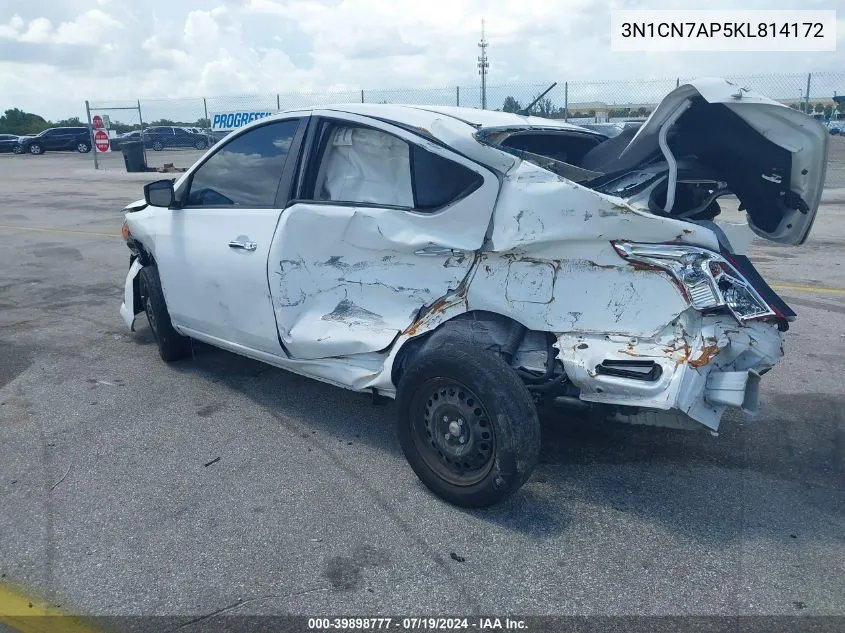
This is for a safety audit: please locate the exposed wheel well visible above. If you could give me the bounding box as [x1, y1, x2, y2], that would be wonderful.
[391, 311, 569, 400]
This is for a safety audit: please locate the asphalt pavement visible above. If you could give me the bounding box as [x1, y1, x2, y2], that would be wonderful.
[0, 150, 842, 625]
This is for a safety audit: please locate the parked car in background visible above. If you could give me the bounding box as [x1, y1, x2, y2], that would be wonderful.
[17, 127, 92, 155]
[210, 130, 230, 145]
[110, 130, 143, 151]
[143, 126, 211, 151]
[0, 134, 21, 153]
[119, 78, 826, 507]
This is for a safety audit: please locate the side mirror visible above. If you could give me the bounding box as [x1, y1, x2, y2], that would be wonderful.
[144, 179, 176, 208]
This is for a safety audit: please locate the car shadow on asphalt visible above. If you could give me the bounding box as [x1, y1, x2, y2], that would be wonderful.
[162, 336, 844, 542]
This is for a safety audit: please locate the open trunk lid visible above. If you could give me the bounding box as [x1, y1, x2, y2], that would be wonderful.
[618, 78, 828, 245]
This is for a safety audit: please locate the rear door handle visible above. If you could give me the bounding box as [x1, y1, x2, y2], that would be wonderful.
[228, 239, 257, 252]
[415, 246, 462, 256]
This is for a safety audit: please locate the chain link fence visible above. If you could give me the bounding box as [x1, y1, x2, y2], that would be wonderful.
[88, 71, 845, 187]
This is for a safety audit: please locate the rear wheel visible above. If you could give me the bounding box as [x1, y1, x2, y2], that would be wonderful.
[396, 342, 540, 507]
[138, 265, 191, 362]
[152, 141, 163, 151]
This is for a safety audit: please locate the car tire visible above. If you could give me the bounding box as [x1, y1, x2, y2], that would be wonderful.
[396, 341, 541, 507]
[195, 140, 207, 150]
[13, 146, 23, 154]
[152, 141, 163, 151]
[29, 142, 44, 155]
[138, 265, 192, 363]
[77, 141, 91, 153]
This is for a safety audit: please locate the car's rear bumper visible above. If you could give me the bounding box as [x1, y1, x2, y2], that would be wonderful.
[555, 310, 783, 430]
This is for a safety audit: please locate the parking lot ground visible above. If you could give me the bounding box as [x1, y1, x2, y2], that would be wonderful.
[0, 151, 843, 625]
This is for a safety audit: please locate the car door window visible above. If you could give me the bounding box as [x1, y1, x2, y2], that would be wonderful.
[184, 119, 300, 208]
[305, 122, 482, 211]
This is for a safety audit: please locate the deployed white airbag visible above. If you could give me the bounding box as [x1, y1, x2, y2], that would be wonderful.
[317, 127, 413, 207]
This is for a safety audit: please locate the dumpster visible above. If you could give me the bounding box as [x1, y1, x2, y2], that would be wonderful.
[121, 140, 147, 173]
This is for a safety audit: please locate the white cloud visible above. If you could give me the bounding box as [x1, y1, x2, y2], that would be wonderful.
[0, 9, 123, 45]
[0, 0, 843, 120]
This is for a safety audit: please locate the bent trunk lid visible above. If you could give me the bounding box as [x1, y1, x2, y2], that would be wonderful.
[620, 78, 827, 245]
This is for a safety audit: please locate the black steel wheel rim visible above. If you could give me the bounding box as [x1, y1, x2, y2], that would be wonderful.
[411, 378, 496, 486]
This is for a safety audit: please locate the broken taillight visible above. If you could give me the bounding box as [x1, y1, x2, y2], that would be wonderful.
[612, 241, 776, 322]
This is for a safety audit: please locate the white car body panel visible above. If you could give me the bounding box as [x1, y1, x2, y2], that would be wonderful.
[121, 82, 819, 431]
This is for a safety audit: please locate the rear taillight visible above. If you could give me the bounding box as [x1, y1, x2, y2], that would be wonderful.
[613, 241, 776, 322]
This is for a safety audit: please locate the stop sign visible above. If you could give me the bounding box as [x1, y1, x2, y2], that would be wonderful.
[92, 114, 104, 129]
[94, 129, 110, 153]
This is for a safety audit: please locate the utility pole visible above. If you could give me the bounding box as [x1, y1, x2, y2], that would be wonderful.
[477, 18, 489, 109]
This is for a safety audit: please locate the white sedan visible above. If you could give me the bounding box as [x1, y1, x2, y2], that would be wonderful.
[119, 78, 827, 506]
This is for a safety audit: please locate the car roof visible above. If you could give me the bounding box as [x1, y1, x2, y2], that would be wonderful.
[277, 103, 593, 140]
[227, 103, 602, 174]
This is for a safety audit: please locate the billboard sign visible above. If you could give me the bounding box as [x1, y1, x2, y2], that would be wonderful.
[210, 110, 277, 132]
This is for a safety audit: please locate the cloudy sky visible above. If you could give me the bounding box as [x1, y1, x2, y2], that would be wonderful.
[1, 0, 843, 120]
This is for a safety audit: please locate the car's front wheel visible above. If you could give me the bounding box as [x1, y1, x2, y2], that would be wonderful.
[152, 141, 163, 151]
[396, 342, 541, 507]
[195, 140, 207, 150]
[77, 141, 91, 153]
[28, 142, 44, 155]
[138, 265, 192, 362]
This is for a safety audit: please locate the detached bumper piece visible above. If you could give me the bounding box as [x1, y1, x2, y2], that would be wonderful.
[556, 311, 783, 431]
[120, 259, 144, 331]
[705, 369, 761, 414]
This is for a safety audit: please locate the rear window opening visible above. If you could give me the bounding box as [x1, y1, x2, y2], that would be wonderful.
[499, 131, 602, 165]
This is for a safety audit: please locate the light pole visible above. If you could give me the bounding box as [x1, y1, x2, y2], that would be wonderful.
[477, 19, 489, 109]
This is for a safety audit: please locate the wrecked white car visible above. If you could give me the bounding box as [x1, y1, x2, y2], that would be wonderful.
[119, 78, 826, 507]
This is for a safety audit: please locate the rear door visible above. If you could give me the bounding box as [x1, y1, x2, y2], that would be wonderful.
[269, 113, 499, 360]
[42, 129, 60, 150]
[58, 128, 76, 150]
[149, 117, 307, 354]
[174, 128, 193, 147]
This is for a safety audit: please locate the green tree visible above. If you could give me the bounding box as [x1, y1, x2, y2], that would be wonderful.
[53, 116, 84, 127]
[502, 96, 522, 113]
[814, 102, 825, 113]
[531, 97, 556, 117]
[0, 108, 50, 135]
[108, 121, 142, 134]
